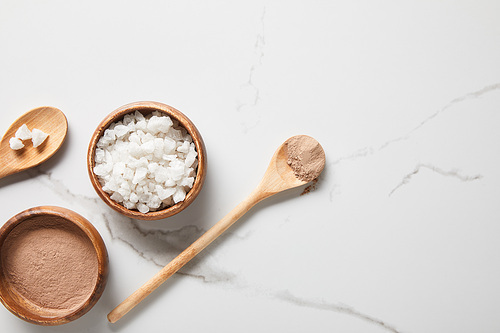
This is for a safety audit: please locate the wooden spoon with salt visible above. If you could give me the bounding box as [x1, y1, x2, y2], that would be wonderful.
[107, 135, 326, 323]
[0, 107, 68, 179]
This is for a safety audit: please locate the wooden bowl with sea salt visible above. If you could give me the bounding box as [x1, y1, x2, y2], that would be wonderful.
[87, 101, 207, 221]
[0, 206, 108, 325]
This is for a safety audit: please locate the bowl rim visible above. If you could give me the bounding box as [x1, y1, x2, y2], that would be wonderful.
[0, 206, 108, 326]
[87, 101, 207, 221]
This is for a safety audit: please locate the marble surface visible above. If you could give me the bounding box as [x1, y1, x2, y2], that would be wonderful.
[1, 1, 500, 332]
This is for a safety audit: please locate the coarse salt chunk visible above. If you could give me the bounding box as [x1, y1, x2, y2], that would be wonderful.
[173, 187, 186, 203]
[9, 137, 24, 150]
[156, 186, 176, 200]
[114, 124, 130, 138]
[15, 124, 32, 140]
[32, 128, 49, 147]
[147, 115, 173, 134]
[137, 203, 150, 214]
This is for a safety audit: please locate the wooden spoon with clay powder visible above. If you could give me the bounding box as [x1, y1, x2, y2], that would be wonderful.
[0, 107, 67, 179]
[108, 135, 326, 323]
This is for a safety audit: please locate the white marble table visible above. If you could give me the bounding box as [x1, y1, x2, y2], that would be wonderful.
[1, 1, 500, 332]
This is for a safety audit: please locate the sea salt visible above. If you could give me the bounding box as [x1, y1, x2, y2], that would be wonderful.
[15, 124, 32, 140]
[32, 129, 49, 147]
[94, 111, 198, 213]
[9, 137, 24, 150]
[9, 124, 49, 150]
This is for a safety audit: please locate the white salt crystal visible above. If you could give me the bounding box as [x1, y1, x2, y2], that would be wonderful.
[185, 150, 197, 167]
[110, 192, 123, 202]
[124, 201, 136, 210]
[177, 141, 190, 153]
[112, 162, 126, 176]
[93, 164, 108, 176]
[114, 124, 129, 138]
[142, 132, 154, 143]
[169, 128, 182, 140]
[31, 128, 49, 147]
[147, 162, 159, 173]
[153, 138, 164, 158]
[120, 181, 131, 191]
[156, 186, 176, 200]
[106, 178, 120, 192]
[163, 137, 176, 154]
[123, 167, 134, 180]
[134, 111, 145, 121]
[137, 157, 149, 168]
[15, 124, 32, 140]
[137, 203, 150, 214]
[139, 191, 151, 203]
[179, 177, 194, 188]
[147, 116, 163, 134]
[95, 148, 105, 163]
[9, 137, 24, 150]
[132, 167, 148, 184]
[142, 140, 155, 154]
[136, 120, 147, 131]
[123, 114, 135, 125]
[129, 192, 139, 203]
[129, 132, 141, 145]
[154, 166, 169, 183]
[165, 179, 176, 187]
[169, 160, 185, 180]
[147, 115, 173, 134]
[146, 195, 162, 209]
[173, 187, 186, 203]
[103, 129, 116, 142]
[128, 142, 142, 157]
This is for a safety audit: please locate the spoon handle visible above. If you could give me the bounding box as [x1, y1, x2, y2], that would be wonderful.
[107, 189, 265, 323]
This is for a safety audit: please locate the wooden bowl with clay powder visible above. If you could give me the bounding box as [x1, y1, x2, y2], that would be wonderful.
[0, 206, 108, 325]
[87, 101, 207, 221]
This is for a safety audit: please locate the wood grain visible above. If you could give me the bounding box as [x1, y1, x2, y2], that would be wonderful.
[0, 206, 108, 326]
[0, 107, 68, 179]
[87, 101, 207, 221]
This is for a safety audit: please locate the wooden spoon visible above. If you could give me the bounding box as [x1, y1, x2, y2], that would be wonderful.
[0, 107, 68, 179]
[107, 135, 326, 323]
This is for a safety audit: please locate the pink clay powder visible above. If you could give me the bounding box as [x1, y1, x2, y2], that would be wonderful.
[1, 216, 98, 315]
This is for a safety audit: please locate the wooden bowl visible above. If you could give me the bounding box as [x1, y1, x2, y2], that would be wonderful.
[87, 101, 207, 221]
[0, 206, 108, 325]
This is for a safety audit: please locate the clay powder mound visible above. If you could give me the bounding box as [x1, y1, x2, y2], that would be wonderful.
[1, 216, 98, 315]
[286, 135, 325, 182]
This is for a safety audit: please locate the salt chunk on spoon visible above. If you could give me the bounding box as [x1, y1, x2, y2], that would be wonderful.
[15, 124, 32, 140]
[0, 107, 67, 179]
[31, 128, 49, 147]
[9, 137, 24, 150]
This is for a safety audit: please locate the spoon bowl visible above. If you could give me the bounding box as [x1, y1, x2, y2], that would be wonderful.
[254, 134, 325, 198]
[0, 107, 68, 179]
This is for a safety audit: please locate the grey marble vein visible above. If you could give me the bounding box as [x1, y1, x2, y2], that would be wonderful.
[334, 82, 500, 165]
[272, 290, 401, 333]
[331, 147, 375, 166]
[389, 163, 483, 196]
[237, 7, 266, 133]
[407, 82, 500, 138]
